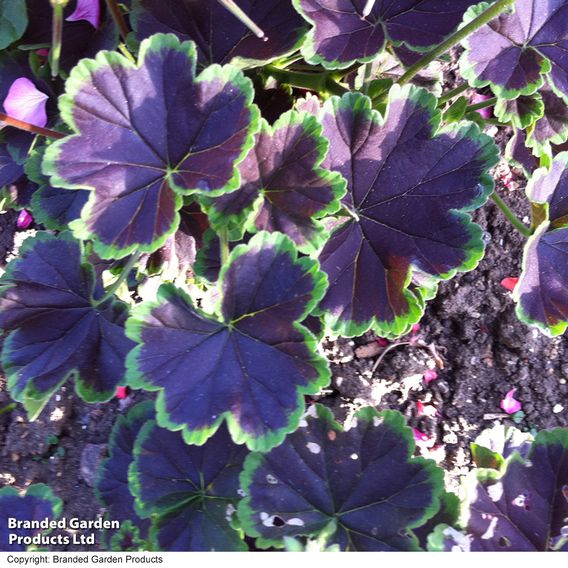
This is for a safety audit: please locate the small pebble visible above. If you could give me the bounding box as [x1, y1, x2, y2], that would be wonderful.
[553, 404, 564, 414]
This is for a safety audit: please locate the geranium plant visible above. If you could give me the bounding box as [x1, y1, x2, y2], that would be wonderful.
[1, 0, 568, 553]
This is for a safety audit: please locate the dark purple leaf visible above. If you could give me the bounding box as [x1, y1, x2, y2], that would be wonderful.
[526, 85, 568, 157]
[516, 154, 568, 335]
[43, 33, 259, 260]
[126, 231, 329, 451]
[295, 0, 479, 69]
[238, 406, 444, 551]
[0, 232, 135, 418]
[526, 153, 568, 223]
[414, 491, 460, 550]
[0, 484, 62, 551]
[131, 0, 306, 67]
[516, 224, 568, 336]
[193, 229, 240, 283]
[95, 401, 154, 537]
[24, 144, 88, 230]
[130, 421, 247, 551]
[505, 129, 538, 175]
[460, 0, 568, 100]
[465, 429, 568, 551]
[312, 86, 497, 337]
[32, 185, 90, 230]
[205, 110, 345, 250]
[515, 224, 568, 336]
[494, 92, 544, 129]
[0, 141, 24, 191]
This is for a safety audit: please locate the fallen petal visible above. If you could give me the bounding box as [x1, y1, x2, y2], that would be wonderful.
[16, 209, 33, 230]
[500, 388, 522, 414]
[3, 78, 48, 128]
[423, 369, 438, 384]
[413, 427, 430, 442]
[66, 0, 101, 29]
[500, 277, 519, 292]
[115, 386, 129, 400]
[413, 427, 436, 449]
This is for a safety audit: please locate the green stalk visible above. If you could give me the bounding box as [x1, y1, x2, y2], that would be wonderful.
[219, 228, 230, 266]
[95, 253, 141, 306]
[466, 96, 497, 112]
[438, 83, 469, 106]
[265, 66, 348, 96]
[397, 0, 517, 86]
[105, 0, 131, 42]
[483, 117, 509, 127]
[49, 0, 68, 78]
[362, 62, 373, 94]
[491, 191, 532, 237]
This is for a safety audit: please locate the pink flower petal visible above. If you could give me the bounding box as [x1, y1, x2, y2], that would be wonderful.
[3, 78, 48, 128]
[16, 209, 33, 230]
[411, 323, 421, 334]
[500, 388, 522, 414]
[423, 369, 438, 384]
[66, 0, 101, 29]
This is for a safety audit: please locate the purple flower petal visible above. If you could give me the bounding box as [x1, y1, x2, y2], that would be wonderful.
[3, 78, 48, 128]
[65, 0, 100, 29]
[471, 93, 493, 120]
[500, 388, 522, 414]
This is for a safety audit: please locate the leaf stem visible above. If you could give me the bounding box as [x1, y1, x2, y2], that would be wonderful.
[362, 62, 373, 94]
[397, 0, 516, 86]
[105, 0, 130, 42]
[0, 112, 66, 139]
[466, 96, 497, 112]
[482, 117, 509, 127]
[217, 0, 266, 39]
[219, 228, 230, 266]
[49, 0, 68, 78]
[491, 191, 532, 237]
[438, 83, 469, 106]
[96, 252, 141, 306]
[265, 65, 348, 96]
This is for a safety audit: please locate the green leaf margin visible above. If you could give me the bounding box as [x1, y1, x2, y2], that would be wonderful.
[42, 33, 260, 260]
[126, 231, 330, 452]
[237, 405, 445, 550]
[315, 85, 498, 339]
